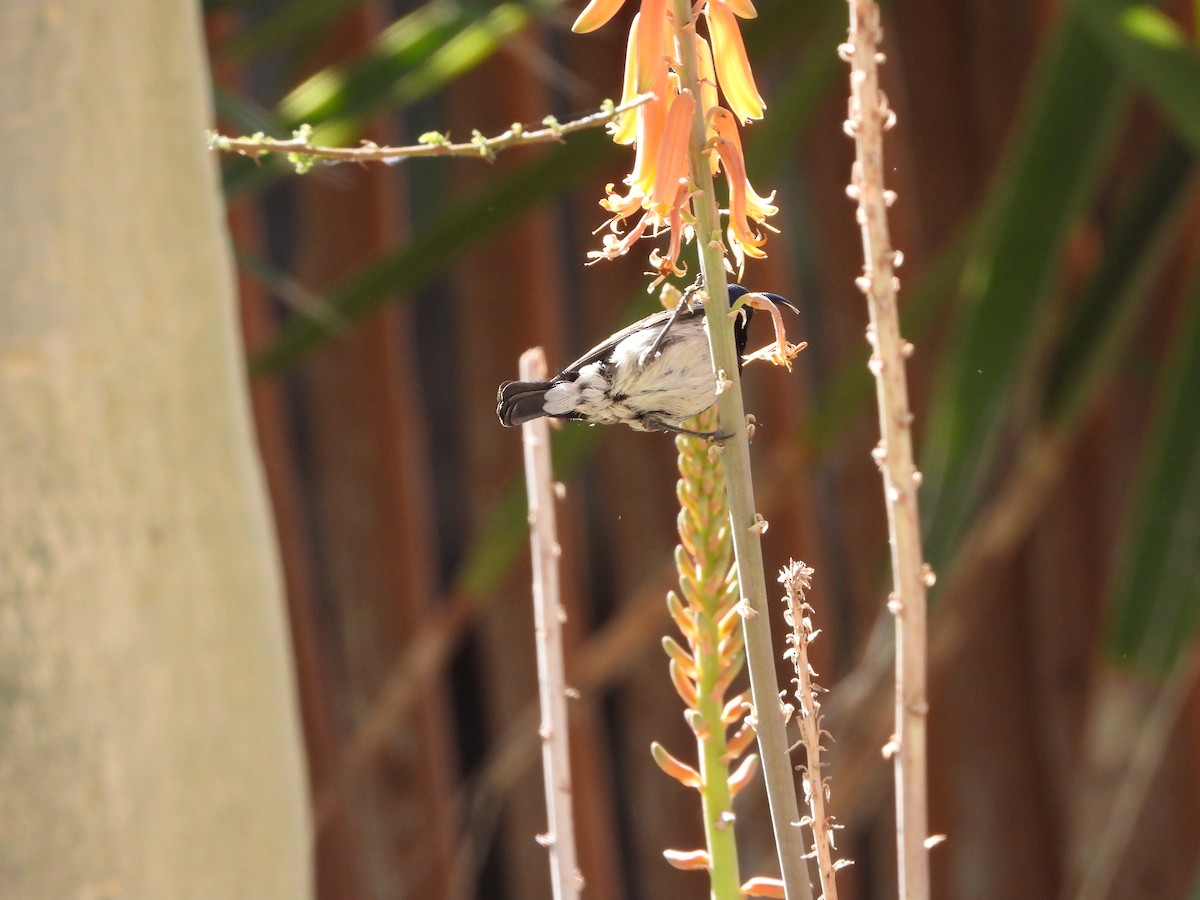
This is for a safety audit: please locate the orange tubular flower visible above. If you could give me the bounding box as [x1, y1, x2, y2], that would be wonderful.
[574, 0, 778, 281]
[709, 107, 777, 221]
[705, 0, 765, 123]
[649, 89, 694, 214]
[572, 0, 627, 33]
[636, 0, 671, 93]
[722, 0, 758, 18]
[626, 63, 673, 199]
[709, 107, 777, 269]
[598, 62, 674, 230]
[609, 13, 642, 145]
[648, 179, 693, 281]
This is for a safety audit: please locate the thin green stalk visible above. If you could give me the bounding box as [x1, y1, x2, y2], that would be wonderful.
[668, 3, 812, 897]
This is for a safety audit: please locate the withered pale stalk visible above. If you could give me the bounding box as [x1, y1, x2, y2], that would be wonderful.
[520, 348, 582, 900]
[843, 2, 932, 897]
[781, 562, 842, 899]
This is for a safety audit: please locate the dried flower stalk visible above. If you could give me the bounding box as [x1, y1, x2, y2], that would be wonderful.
[842, 2, 932, 897]
[519, 349, 583, 900]
[781, 562, 848, 900]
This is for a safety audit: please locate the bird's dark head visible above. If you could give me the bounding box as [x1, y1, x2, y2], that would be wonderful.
[727, 283, 753, 307]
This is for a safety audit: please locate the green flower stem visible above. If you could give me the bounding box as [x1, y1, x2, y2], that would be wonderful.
[675, 416, 742, 900]
[698, 706, 741, 900]
[668, 3, 812, 898]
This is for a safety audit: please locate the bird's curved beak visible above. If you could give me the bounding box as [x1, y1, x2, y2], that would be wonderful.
[759, 292, 799, 315]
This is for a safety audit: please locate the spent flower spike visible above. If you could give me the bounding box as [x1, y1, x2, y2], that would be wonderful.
[574, 0, 776, 284]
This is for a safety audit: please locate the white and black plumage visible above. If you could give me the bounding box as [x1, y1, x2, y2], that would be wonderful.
[496, 284, 791, 438]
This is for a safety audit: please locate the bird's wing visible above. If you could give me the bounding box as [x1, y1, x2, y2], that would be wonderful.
[557, 303, 705, 377]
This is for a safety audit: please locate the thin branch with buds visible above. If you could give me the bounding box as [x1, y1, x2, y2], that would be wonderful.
[842, 1, 933, 897]
[208, 95, 653, 170]
[519, 348, 582, 900]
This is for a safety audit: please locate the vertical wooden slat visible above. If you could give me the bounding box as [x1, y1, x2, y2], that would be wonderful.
[207, 11, 370, 897]
[445, 28, 626, 900]
[282, 8, 460, 897]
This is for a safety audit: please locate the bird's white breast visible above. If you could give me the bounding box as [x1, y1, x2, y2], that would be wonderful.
[541, 316, 718, 430]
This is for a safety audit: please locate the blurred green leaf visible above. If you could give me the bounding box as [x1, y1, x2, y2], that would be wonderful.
[213, 89, 299, 197]
[213, 86, 288, 135]
[457, 422, 596, 597]
[921, 3, 1129, 568]
[1108, 264, 1200, 671]
[805, 227, 971, 456]
[215, 0, 563, 195]
[250, 128, 618, 375]
[744, 2, 844, 178]
[1044, 138, 1194, 424]
[1080, 0, 1200, 152]
[280, 0, 547, 145]
[217, 0, 369, 61]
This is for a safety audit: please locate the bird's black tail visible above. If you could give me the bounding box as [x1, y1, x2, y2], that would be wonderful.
[497, 380, 552, 427]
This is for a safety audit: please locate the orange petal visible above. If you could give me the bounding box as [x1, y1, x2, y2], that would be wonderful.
[706, 0, 765, 122]
[721, 691, 750, 725]
[662, 635, 698, 679]
[669, 658, 699, 708]
[728, 753, 760, 798]
[627, 67, 672, 196]
[667, 590, 697, 638]
[650, 89, 695, 213]
[722, 721, 757, 762]
[718, 158, 767, 259]
[741, 876, 786, 898]
[664, 849, 711, 871]
[710, 107, 775, 266]
[651, 741, 701, 788]
[648, 180, 692, 281]
[723, 0, 758, 17]
[610, 14, 642, 144]
[599, 183, 646, 219]
[636, 0, 670, 93]
[572, 0, 626, 33]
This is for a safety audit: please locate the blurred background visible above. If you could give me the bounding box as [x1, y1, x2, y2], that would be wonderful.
[205, 0, 1200, 896]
